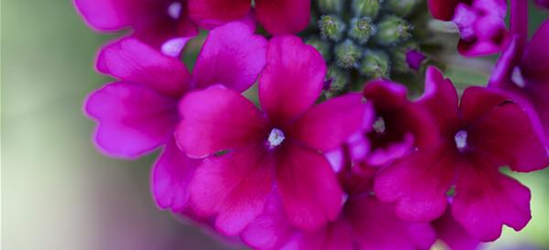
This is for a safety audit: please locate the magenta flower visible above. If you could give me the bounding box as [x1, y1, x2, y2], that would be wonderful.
[176, 36, 368, 235]
[188, 0, 310, 35]
[490, 20, 549, 149]
[84, 22, 267, 211]
[241, 168, 436, 250]
[374, 67, 549, 241]
[74, 0, 199, 56]
[428, 0, 508, 56]
[359, 80, 438, 168]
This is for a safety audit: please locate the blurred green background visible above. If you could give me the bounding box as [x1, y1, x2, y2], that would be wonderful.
[1, 1, 547, 250]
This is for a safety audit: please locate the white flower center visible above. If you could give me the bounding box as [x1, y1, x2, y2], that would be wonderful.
[268, 128, 285, 148]
[454, 130, 468, 151]
[511, 66, 526, 88]
[373, 117, 386, 134]
[168, 2, 183, 20]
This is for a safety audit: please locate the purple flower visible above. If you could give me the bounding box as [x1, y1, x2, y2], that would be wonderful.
[176, 36, 369, 235]
[241, 169, 436, 250]
[433, 209, 482, 250]
[428, 0, 508, 56]
[374, 67, 549, 241]
[188, 0, 310, 35]
[84, 22, 267, 212]
[74, 0, 198, 56]
[490, 20, 549, 149]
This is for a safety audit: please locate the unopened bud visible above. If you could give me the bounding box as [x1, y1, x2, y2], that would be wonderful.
[359, 49, 390, 78]
[385, 0, 419, 17]
[319, 15, 346, 42]
[373, 15, 413, 46]
[316, 0, 344, 14]
[348, 18, 375, 45]
[335, 40, 362, 69]
[324, 66, 349, 98]
[353, 0, 381, 19]
[390, 43, 425, 72]
[306, 37, 333, 60]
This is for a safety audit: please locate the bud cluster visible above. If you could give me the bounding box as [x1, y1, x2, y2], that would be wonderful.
[307, 0, 435, 96]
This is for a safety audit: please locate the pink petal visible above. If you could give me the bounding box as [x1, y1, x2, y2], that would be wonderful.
[374, 147, 456, 222]
[291, 94, 369, 152]
[521, 20, 549, 84]
[418, 67, 460, 135]
[288, 220, 355, 250]
[433, 209, 482, 250]
[452, 157, 531, 241]
[188, 0, 251, 29]
[192, 22, 267, 92]
[176, 86, 268, 158]
[461, 87, 548, 172]
[97, 38, 191, 96]
[189, 144, 274, 235]
[152, 140, 201, 212]
[241, 196, 296, 250]
[349, 196, 437, 250]
[73, 0, 145, 31]
[85, 82, 178, 158]
[276, 143, 343, 231]
[427, 0, 461, 21]
[259, 36, 327, 126]
[255, 0, 310, 35]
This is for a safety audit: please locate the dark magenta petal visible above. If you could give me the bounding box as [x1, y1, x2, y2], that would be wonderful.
[433, 209, 482, 250]
[259, 36, 326, 126]
[189, 144, 274, 235]
[520, 20, 549, 84]
[349, 196, 437, 250]
[255, 0, 310, 35]
[428, 0, 461, 21]
[288, 220, 355, 250]
[85, 82, 178, 158]
[188, 0, 251, 29]
[192, 22, 267, 92]
[176, 86, 268, 158]
[97, 38, 192, 96]
[461, 87, 549, 172]
[453, 157, 531, 241]
[535, 0, 549, 9]
[374, 147, 456, 222]
[291, 93, 370, 152]
[418, 67, 460, 136]
[276, 143, 343, 231]
[152, 140, 201, 212]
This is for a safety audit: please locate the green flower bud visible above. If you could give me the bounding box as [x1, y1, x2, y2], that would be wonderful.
[306, 37, 333, 60]
[319, 15, 346, 42]
[316, 0, 344, 14]
[384, 0, 419, 17]
[373, 15, 413, 46]
[348, 18, 375, 45]
[353, 0, 381, 19]
[359, 49, 390, 78]
[335, 40, 362, 69]
[324, 66, 349, 98]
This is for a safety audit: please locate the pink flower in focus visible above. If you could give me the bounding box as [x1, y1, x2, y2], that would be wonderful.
[241, 168, 437, 250]
[433, 209, 482, 250]
[74, 0, 198, 56]
[176, 36, 369, 235]
[428, 0, 508, 56]
[374, 67, 549, 241]
[490, 20, 549, 149]
[84, 22, 267, 212]
[188, 0, 310, 35]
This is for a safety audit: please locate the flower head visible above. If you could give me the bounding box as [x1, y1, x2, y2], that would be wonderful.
[176, 36, 369, 235]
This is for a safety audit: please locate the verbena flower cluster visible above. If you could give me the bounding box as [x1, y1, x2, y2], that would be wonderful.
[75, 0, 548, 249]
